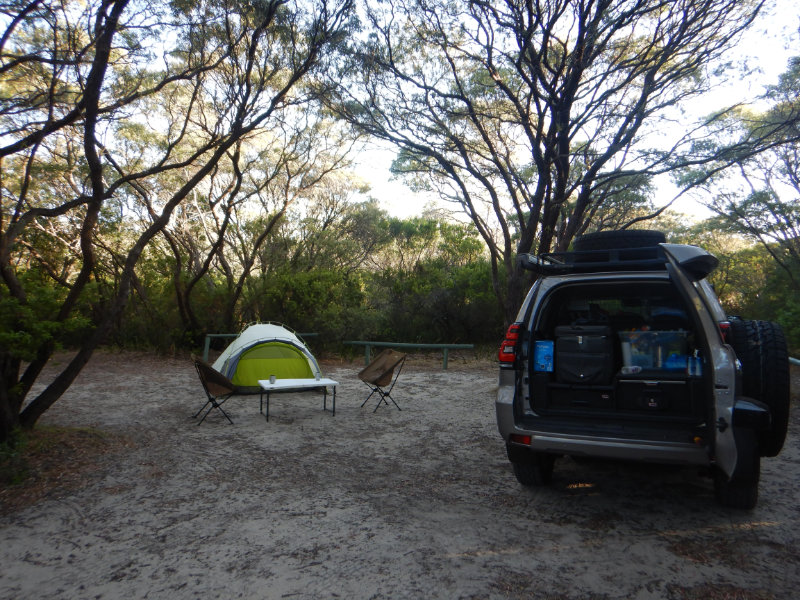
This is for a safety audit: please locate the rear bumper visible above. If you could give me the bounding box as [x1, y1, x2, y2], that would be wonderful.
[505, 430, 709, 466]
[497, 382, 709, 466]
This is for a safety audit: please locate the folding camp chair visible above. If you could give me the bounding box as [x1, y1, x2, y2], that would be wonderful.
[358, 349, 407, 412]
[192, 354, 237, 425]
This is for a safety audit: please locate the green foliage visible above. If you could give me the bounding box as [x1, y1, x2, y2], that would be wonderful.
[775, 299, 800, 356]
[745, 260, 800, 354]
[375, 258, 503, 344]
[245, 269, 372, 347]
[72, 208, 506, 353]
[0, 273, 91, 361]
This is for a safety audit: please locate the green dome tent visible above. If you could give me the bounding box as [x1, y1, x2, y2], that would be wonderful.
[211, 323, 321, 392]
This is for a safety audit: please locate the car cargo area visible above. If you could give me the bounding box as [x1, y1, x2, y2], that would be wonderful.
[524, 280, 710, 436]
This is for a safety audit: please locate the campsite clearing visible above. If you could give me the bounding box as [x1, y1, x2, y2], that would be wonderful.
[1, 349, 799, 599]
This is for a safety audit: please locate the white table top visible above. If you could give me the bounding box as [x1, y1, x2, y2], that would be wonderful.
[258, 378, 338, 392]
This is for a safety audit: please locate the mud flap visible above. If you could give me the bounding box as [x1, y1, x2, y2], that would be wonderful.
[714, 427, 760, 509]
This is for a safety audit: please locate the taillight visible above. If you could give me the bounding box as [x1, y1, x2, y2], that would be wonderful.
[718, 321, 731, 342]
[498, 322, 523, 363]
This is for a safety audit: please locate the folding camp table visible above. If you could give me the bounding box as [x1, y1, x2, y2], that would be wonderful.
[257, 378, 338, 421]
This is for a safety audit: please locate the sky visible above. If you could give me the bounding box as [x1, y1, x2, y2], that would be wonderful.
[355, 0, 800, 221]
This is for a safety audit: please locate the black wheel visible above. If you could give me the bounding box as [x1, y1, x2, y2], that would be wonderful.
[714, 429, 760, 510]
[512, 453, 555, 486]
[728, 319, 791, 457]
[573, 229, 666, 251]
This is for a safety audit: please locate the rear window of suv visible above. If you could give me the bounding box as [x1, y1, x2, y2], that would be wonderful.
[535, 280, 690, 336]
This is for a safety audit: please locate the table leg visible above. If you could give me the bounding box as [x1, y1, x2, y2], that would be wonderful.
[265, 392, 270, 422]
[332, 386, 336, 416]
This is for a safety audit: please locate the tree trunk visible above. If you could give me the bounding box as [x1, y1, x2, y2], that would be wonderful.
[0, 356, 22, 443]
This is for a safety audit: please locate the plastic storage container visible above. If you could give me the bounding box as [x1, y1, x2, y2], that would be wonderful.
[618, 331, 689, 370]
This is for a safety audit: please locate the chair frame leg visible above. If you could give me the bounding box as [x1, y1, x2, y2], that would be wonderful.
[360, 387, 379, 408]
[195, 393, 234, 425]
[372, 390, 401, 412]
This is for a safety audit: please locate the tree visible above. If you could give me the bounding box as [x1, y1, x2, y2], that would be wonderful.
[161, 115, 361, 336]
[284, 181, 392, 274]
[330, 0, 770, 322]
[698, 56, 800, 289]
[0, 0, 355, 442]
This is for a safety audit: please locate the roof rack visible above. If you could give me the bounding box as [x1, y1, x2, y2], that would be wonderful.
[518, 243, 718, 279]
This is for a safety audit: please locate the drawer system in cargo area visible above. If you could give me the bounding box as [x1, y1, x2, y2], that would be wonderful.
[530, 371, 704, 417]
[529, 327, 705, 419]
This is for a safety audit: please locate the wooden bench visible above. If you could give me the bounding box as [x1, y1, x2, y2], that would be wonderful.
[343, 341, 474, 370]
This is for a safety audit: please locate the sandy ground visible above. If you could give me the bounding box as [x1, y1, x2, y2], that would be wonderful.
[1, 349, 798, 600]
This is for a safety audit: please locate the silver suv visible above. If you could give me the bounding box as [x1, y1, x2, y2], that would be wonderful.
[496, 230, 790, 509]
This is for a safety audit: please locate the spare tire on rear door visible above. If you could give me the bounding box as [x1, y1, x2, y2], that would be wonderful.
[573, 229, 666, 251]
[728, 319, 791, 457]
